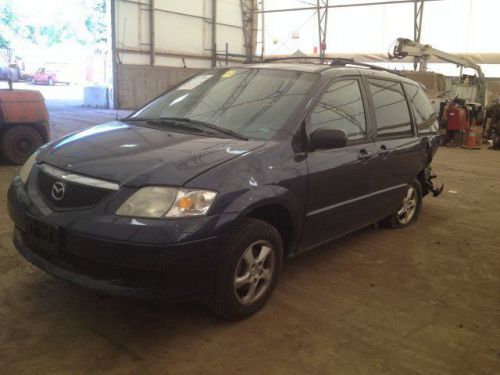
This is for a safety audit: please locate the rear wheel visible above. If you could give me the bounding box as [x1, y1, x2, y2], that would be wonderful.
[0, 126, 43, 165]
[209, 218, 283, 320]
[381, 180, 422, 228]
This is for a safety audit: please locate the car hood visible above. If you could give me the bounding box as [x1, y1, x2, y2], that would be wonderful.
[37, 121, 265, 187]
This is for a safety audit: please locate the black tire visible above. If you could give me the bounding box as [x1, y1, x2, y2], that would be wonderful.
[48, 77, 54, 86]
[208, 218, 283, 320]
[0, 126, 43, 165]
[380, 180, 422, 228]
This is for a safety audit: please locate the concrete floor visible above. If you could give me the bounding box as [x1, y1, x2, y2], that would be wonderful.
[1, 108, 499, 374]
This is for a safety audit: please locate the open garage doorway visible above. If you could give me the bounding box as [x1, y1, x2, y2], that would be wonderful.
[1, 0, 113, 108]
[0, 0, 130, 145]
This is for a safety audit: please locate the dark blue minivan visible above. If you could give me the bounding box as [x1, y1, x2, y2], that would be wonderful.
[8, 61, 442, 320]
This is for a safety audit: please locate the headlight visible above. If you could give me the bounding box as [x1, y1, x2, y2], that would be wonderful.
[116, 187, 217, 218]
[19, 153, 37, 184]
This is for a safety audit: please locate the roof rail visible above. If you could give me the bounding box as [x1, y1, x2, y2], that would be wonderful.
[264, 56, 331, 63]
[329, 58, 402, 76]
[263, 56, 401, 76]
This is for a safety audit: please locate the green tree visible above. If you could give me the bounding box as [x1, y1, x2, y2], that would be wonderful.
[1, 0, 108, 54]
[85, 0, 107, 47]
[0, 2, 21, 60]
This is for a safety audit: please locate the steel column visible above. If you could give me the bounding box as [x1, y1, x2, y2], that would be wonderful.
[414, 0, 424, 43]
[149, 0, 155, 66]
[317, 0, 328, 60]
[260, 0, 265, 59]
[212, 0, 217, 67]
[240, 0, 256, 62]
[111, 0, 119, 108]
[413, 0, 424, 70]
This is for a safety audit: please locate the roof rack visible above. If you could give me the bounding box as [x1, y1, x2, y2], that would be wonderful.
[264, 56, 332, 63]
[329, 58, 402, 76]
[263, 56, 401, 76]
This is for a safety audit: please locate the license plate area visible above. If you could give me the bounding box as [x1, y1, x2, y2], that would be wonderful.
[25, 215, 60, 255]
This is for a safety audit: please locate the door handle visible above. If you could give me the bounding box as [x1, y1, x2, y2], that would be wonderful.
[357, 149, 374, 161]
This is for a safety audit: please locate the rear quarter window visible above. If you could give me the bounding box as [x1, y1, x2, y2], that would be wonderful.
[368, 79, 412, 138]
[404, 83, 438, 134]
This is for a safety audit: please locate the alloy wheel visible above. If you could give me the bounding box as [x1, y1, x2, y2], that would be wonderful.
[234, 240, 275, 305]
[397, 186, 417, 225]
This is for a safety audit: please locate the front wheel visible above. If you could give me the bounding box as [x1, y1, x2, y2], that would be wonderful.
[380, 180, 422, 228]
[208, 218, 283, 320]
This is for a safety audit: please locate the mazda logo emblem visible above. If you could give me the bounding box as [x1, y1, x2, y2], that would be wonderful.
[51, 181, 66, 201]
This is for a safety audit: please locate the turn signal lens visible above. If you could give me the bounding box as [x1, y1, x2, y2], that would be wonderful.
[166, 190, 217, 217]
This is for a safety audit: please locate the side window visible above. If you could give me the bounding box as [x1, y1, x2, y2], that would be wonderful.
[310, 79, 366, 141]
[368, 79, 412, 138]
[403, 83, 438, 134]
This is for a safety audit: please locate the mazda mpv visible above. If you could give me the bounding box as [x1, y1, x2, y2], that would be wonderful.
[8, 60, 442, 320]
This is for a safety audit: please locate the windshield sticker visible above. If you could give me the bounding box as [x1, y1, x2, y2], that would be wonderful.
[177, 75, 213, 90]
[221, 70, 236, 79]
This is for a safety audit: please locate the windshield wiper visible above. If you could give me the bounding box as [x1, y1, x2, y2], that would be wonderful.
[158, 117, 248, 141]
[121, 116, 248, 140]
[120, 117, 206, 134]
[119, 117, 152, 122]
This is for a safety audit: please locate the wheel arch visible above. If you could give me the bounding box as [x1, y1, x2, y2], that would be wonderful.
[242, 201, 299, 257]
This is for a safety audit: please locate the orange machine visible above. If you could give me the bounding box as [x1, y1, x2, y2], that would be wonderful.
[0, 79, 49, 164]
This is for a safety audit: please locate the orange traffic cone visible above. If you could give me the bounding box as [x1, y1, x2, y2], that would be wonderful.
[461, 120, 480, 150]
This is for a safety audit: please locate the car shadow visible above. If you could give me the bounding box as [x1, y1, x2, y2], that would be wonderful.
[2, 220, 423, 370]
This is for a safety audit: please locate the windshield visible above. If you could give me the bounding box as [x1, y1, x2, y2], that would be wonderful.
[131, 68, 318, 140]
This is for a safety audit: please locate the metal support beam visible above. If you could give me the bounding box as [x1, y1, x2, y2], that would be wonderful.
[255, 0, 441, 14]
[414, 0, 424, 43]
[240, 0, 256, 63]
[317, 0, 328, 60]
[413, 0, 424, 69]
[260, 0, 265, 59]
[211, 0, 217, 67]
[149, 0, 155, 66]
[111, 0, 119, 108]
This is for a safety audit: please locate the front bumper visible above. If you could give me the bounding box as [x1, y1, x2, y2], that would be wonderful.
[7, 176, 236, 300]
[13, 227, 219, 300]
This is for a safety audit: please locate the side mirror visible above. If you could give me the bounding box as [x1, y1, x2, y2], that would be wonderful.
[310, 128, 348, 150]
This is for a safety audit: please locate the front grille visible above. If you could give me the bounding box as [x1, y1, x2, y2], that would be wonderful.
[36, 165, 117, 210]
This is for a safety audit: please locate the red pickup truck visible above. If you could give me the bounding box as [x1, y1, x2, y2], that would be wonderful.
[31, 68, 69, 85]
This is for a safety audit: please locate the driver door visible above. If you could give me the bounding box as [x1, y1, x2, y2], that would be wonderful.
[299, 77, 378, 251]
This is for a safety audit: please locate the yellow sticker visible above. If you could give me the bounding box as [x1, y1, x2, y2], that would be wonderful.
[221, 70, 236, 79]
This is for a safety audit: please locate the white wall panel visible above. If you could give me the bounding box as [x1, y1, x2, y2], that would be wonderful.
[155, 55, 213, 69]
[154, 13, 205, 54]
[217, 24, 244, 54]
[120, 52, 150, 65]
[114, 0, 245, 67]
[155, 0, 207, 18]
[116, 1, 150, 50]
[217, 0, 242, 27]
